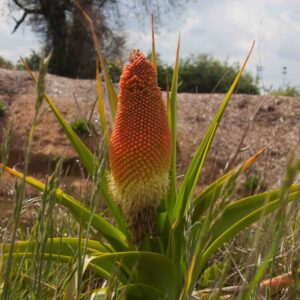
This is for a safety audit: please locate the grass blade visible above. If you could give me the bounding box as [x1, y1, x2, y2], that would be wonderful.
[174, 41, 255, 222]
[1, 238, 109, 256]
[200, 190, 300, 270]
[76, 2, 118, 121]
[192, 147, 267, 221]
[167, 35, 180, 213]
[91, 251, 179, 299]
[21, 58, 128, 237]
[208, 183, 300, 243]
[151, 15, 157, 83]
[0, 163, 128, 251]
[96, 57, 110, 145]
[21, 58, 96, 177]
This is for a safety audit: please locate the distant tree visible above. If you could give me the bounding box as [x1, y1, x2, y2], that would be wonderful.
[156, 54, 259, 94]
[16, 50, 41, 70]
[9, 0, 183, 79]
[177, 55, 259, 94]
[0, 56, 14, 69]
[270, 86, 300, 97]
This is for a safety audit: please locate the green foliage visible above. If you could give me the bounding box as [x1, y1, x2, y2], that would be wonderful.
[270, 86, 300, 97]
[0, 56, 14, 69]
[149, 53, 259, 94]
[0, 24, 299, 300]
[71, 117, 93, 136]
[198, 263, 223, 288]
[16, 51, 41, 71]
[0, 100, 7, 117]
[106, 60, 123, 83]
[244, 174, 266, 196]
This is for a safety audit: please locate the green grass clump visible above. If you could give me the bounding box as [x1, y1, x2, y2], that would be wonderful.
[71, 117, 93, 136]
[0, 56, 14, 70]
[270, 86, 300, 97]
[0, 100, 7, 117]
[0, 10, 299, 300]
[244, 174, 266, 196]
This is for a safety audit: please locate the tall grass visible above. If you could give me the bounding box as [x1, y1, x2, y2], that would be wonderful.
[0, 10, 299, 300]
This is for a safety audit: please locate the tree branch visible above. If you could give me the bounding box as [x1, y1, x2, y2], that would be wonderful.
[12, 11, 27, 33]
[12, 0, 42, 33]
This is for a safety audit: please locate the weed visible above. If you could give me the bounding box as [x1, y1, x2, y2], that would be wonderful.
[71, 117, 93, 136]
[0, 11, 299, 300]
[0, 100, 7, 117]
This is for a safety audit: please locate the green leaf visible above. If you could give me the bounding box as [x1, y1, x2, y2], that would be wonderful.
[151, 15, 157, 84]
[96, 57, 110, 145]
[1, 238, 108, 256]
[179, 43, 256, 299]
[77, 4, 118, 121]
[167, 35, 180, 213]
[199, 190, 300, 269]
[100, 174, 132, 242]
[118, 283, 165, 300]
[21, 58, 96, 177]
[0, 164, 128, 251]
[174, 41, 255, 223]
[192, 147, 267, 221]
[208, 184, 300, 244]
[21, 58, 129, 240]
[91, 251, 179, 300]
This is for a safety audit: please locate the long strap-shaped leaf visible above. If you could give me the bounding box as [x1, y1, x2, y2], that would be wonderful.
[96, 57, 110, 145]
[151, 15, 157, 82]
[209, 183, 300, 242]
[87, 284, 165, 300]
[0, 164, 128, 251]
[1, 238, 110, 256]
[192, 147, 267, 221]
[76, 3, 118, 121]
[173, 42, 255, 222]
[3, 249, 179, 299]
[90, 251, 179, 299]
[167, 35, 180, 213]
[181, 189, 300, 299]
[118, 283, 165, 300]
[21, 59, 96, 176]
[200, 190, 300, 270]
[21, 59, 129, 237]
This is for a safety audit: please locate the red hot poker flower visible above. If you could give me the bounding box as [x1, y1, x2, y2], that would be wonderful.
[109, 50, 172, 242]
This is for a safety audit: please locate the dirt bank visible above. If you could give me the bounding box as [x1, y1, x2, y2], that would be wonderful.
[0, 68, 299, 220]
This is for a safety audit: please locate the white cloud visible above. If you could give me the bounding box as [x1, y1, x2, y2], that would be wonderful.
[0, 17, 40, 63]
[0, 1, 299, 89]
[126, 0, 300, 89]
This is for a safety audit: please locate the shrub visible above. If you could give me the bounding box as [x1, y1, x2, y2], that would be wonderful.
[155, 54, 260, 94]
[0, 100, 7, 117]
[16, 51, 41, 71]
[270, 86, 300, 97]
[0, 13, 299, 300]
[244, 174, 266, 196]
[71, 117, 93, 136]
[0, 56, 14, 69]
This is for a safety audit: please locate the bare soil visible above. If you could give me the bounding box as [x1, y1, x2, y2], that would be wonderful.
[0, 68, 300, 221]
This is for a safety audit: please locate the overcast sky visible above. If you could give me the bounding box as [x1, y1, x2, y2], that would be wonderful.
[1, 0, 300, 90]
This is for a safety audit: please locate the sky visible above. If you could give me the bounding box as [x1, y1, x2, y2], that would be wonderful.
[1, 0, 300, 90]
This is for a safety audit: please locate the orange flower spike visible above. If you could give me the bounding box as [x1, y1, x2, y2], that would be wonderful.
[109, 50, 172, 242]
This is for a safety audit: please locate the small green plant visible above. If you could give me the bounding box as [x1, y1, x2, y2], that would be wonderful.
[244, 174, 266, 195]
[270, 86, 300, 97]
[71, 117, 93, 136]
[0, 9, 299, 299]
[0, 56, 14, 69]
[0, 100, 7, 117]
[16, 51, 41, 71]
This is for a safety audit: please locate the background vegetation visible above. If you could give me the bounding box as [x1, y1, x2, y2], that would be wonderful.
[0, 51, 259, 94]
